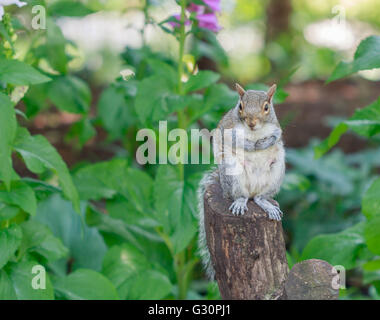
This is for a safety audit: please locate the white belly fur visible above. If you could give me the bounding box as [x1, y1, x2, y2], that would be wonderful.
[234, 123, 285, 197]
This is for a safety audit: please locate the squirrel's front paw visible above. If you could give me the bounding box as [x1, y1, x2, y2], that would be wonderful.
[266, 205, 283, 221]
[229, 197, 248, 215]
[254, 196, 283, 221]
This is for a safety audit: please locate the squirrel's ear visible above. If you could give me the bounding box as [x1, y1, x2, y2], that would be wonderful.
[235, 83, 246, 98]
[267, 84, 277, 102]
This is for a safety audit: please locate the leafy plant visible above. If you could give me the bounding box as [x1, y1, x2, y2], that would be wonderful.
[3, 0, 376, 301]
[0, 0, 240, 300]
[298, 36, 380, 299]
[0, 1, 113, 300]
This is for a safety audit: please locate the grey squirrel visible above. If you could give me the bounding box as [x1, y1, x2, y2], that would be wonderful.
[198, 83, 285, 279]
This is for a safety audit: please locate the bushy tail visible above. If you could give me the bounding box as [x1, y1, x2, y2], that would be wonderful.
[198, 169, 219, 280]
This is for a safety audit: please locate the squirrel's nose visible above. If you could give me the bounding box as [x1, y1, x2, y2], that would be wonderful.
[248, 119, 257, 130]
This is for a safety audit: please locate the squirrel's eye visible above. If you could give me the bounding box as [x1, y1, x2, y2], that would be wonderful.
[263, 102, 269, 112]
[239, 102, 243, 111]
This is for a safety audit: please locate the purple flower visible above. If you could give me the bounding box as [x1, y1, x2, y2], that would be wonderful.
[196, 13, 221, 32]
[203, 0, 221, 12]
[168, 14, 191, 28]
[187, 3, 205, 14]
[168, 1, 222, 33]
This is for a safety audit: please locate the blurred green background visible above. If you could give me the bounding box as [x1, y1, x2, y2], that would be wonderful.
[1, 0, 380, 300]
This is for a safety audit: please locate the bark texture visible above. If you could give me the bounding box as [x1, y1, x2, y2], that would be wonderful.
[285, 259, 340, 300]
[204, 181, 289, 300]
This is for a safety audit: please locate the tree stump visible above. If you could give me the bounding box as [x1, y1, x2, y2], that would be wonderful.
[203, 181, 339, 300]
[204, 181, 289, 300]
[285, 259, 340, 300]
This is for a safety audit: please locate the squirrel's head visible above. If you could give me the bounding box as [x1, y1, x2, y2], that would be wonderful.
[235, 83, 277, 131]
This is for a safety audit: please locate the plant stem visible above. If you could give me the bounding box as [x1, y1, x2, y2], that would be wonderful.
[141, 0, 149, 47]
[177, 0, 186, 96]
[176, 0, 187, 180]
[175, 0, 188, 300]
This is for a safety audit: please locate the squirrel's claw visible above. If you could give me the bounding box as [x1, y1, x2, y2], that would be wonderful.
[266, 206, 283, 221]
[229, 197, 248, 215]
[254, 196, 283, 221]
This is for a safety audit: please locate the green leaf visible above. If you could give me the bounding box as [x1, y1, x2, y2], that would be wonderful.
[21, 178, 61, 201]
[14, 128, 80, 212]
[118, 167, 155, 214]
[135, 75, 171, 124]
[87, 205, 172, 275]
[195, 29, 229, 68]
[35, 194, 107, 271]
[0, 270, 17, 299]
[66, 119, 96, 147]
[154, 165, 197, 253]
[172, 171, 201, 250]
[187, 83, 237, 124]
[102, 244, 149, 297]
[287, 148, 355, 195]
[0, 224, 22, 269]
[364, 216, 380, 255]
[282, 173, 311, 191]
[42, 19, 68, 74]
[48, 76, 91, 114]
[20, 220, 68, 262]
[49, 1, 94, 17]
[73, 159, 154, 217]
[183, 70, 220, 93]
[0, 59, 51, 85]
[0, 204, 19, 222]
[0, 181, 37, 216]
[362, 178, 380, 220]
[301, 222, 366, 270]
[347, 98, 380, 137]
[97, 84, 137, 138]
[0, 93, 16, 189]
[35, 233, 69, 262]
[147, 59, 177, 89]
[5, 260, 54, 300]
[54, 269, 119, 300]
[328, 36, 380, 83]
[102, 244, 172, 299]
[205, 83, 238, 111]
[154, 165, 183, 233]
[106, 196, 158, 229]
[86, 204, 146, 250]
[314, 123, 348, 159]
[314, 97, 380, 158]
[363, 260, 380, 271]
[152, 94, 193, 121]
[133, 59, 177, 124]
[73, 159, 128, 201]
[23, 83, 49, 118]
[124, 270, 172, 300]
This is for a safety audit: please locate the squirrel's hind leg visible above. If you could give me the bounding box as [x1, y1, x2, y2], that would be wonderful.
[254, 195, 283, 221]
[229, 197, 248, 215]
